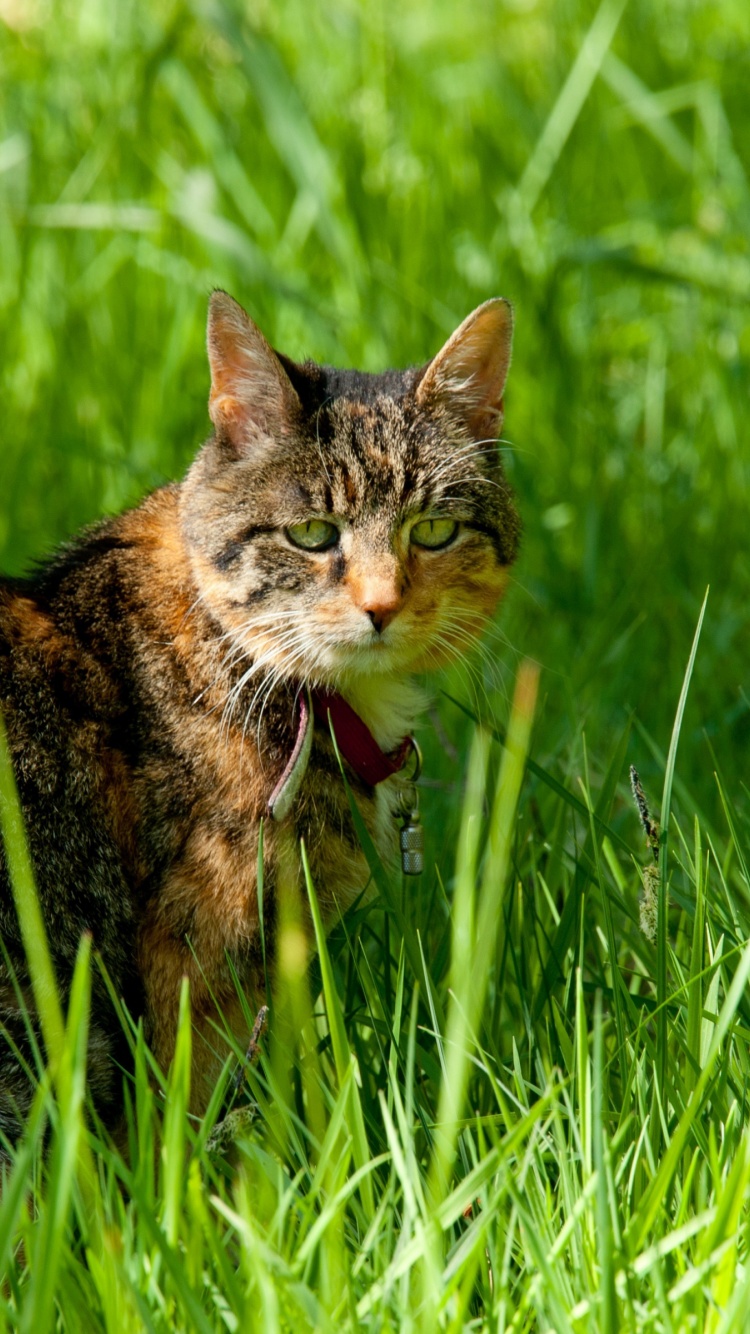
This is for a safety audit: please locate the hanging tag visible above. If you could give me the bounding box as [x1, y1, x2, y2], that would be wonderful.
[397, 735, 423, 875]
[400, 798, 424, 876]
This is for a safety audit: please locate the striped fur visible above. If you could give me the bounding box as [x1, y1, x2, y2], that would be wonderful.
[0, 291, 519, 1143]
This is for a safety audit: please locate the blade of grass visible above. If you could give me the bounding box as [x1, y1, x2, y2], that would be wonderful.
[593, 990, 618, 1333]
[627, 931, 750, 1253]
[21, 935, 91, 1334]
[428, 661, 538, 1204]
[656, 588, 709, 1104]
[685, 817, 705, 1095]
[161, 977, 191, 1247]
[580, 737, 627, 1089]
[443, 692, 633, 857]
[512, 0, 629, 215]
[0, 712, 64, 1059]
[533, 719, 631, 1020]
[301, 839, 375, 1217]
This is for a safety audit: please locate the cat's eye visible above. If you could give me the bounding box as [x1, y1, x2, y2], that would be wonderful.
[285, 519, 339, 551]
[410, 518, 459, 550]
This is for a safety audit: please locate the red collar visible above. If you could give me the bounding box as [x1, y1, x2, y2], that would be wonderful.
[267, 686, 412, 821]
[311, 687, 412, 786]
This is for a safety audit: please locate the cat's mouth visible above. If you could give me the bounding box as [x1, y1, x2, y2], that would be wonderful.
[318, 630, 415, 679]
[229, 596, 493, 692]
[308, 609, 484, 681]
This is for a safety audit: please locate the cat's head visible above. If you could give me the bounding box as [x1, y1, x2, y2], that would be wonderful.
[180, 291, 520, 689]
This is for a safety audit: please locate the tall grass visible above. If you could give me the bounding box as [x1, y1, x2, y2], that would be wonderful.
[3, 631, 750, 1329]
[1, 0, 749, 1327]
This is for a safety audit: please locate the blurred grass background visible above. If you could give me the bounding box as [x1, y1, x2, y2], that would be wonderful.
[1, 0, 748, 821]
[3, 0, 749, 838]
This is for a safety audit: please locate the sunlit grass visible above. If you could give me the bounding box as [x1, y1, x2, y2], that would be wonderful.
[3, 631, 750, 1329]
[1, 0, 750, 1328]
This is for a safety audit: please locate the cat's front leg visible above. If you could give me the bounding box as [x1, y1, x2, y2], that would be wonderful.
[137, 909, 254, 1117]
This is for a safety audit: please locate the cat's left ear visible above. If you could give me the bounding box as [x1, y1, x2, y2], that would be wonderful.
[416, 298, 513, 441]
[207, 291, 301, 454]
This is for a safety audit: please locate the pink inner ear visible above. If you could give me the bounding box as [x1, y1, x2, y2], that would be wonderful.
[206, 291, 300, 450]
[417, 298, 513, 439]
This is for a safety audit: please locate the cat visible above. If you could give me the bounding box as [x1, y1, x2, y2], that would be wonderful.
[0, 289, 519, 1147]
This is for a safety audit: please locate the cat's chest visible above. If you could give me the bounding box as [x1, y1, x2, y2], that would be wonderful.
[139, 676, 420, 971]
[298, 676, 422, 852]
[295, 739, 401, 901]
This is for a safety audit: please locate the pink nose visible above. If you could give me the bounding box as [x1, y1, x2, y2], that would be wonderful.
[348, 567, 404, 632]
[365, 604, 399, 634]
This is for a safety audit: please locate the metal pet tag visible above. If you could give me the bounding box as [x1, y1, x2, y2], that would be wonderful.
[400, 803, 424, 876]
[398, 737, 424, 875]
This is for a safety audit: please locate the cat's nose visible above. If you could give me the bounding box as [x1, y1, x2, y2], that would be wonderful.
[365, 605, 398, 634]
[348, 564, 404, 632]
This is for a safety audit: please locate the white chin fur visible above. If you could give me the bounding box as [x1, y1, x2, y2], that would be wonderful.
[340, 675, 428, 753]
[240, 631, 427, 748]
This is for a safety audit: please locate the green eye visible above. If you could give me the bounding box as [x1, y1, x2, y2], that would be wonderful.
[410, 518, 459, 550]
[285, 519, 339, 551]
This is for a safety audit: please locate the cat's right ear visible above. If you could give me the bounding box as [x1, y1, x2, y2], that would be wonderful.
[416, 298, 513, 441]
[207, 291, 300, 454]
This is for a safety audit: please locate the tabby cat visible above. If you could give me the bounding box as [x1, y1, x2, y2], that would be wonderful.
[0, 290, 519, 1146]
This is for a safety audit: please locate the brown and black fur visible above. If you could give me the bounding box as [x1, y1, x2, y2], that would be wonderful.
[0, 291, 520, 1146]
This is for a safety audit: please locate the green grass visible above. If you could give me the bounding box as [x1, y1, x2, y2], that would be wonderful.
[1, 0, 750, 1327]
